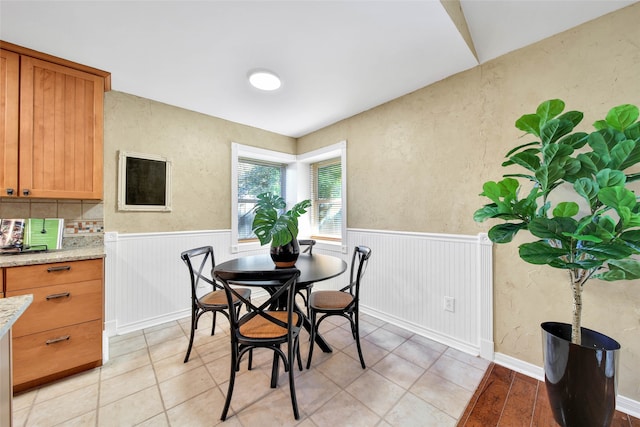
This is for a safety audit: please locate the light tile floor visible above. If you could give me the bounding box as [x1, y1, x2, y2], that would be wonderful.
[12, 310, 490, 426]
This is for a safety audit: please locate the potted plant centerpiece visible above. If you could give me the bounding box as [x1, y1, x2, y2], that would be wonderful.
[474, 99, 640, 427]
[252, 192, 311, 267]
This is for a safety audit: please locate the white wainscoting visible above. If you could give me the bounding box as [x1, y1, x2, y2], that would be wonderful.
[348, 229, 493, 359]
[104, 228, 493, 359]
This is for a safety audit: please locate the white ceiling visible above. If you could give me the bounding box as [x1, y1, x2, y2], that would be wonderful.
[1, 0, 636, 138]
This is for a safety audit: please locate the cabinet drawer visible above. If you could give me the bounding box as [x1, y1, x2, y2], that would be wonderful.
[12, 320, 102, 386]
[6, 259, 103, 291]
[6, 279, 102, 337]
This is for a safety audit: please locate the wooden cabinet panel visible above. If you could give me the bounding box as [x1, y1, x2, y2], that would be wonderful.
[5, 258, 104, 391]
[5, 258, 103, 291]
[19, 56, 104, 199]
[12, 320, 102, 386]
[6, 279, 102, 337]
[0, 42, 108, 200]
[0, 49, 19, 196]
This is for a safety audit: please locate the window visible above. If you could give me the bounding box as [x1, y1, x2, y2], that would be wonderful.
[311, 158, 342, 239]
[297, 141, 347, 252]
[232, 141, 346, 253]
[237, 159, 286, 240]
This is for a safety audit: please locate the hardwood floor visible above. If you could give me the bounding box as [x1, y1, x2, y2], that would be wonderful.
[458, 363, 640, 427]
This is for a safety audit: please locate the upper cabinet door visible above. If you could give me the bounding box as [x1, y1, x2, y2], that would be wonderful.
[0, 49, 20, 197]
[19, 56, 104, 199]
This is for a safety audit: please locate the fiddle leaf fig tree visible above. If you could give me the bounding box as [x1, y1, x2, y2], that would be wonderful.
[474, 99, 640, 345]
[252, 192, 311, 247]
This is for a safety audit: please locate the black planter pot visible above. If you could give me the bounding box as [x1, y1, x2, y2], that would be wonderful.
[541, 322, 620, 427]
[270, 238, 300, 267]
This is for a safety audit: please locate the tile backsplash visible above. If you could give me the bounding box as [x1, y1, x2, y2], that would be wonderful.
[0, 199, 104, 248]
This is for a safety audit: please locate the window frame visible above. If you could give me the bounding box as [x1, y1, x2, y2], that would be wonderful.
[231, 143, 297, 253]
[296, 141, 347, 254]
[231, 141, 347, 254]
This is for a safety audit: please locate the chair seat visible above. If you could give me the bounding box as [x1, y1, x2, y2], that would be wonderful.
[309, 290, 354, 310]
[240, 311, 300, 338]
[201, 287, 251, 307]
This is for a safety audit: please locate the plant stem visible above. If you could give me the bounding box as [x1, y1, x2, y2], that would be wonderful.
[569, 271, 588, 345]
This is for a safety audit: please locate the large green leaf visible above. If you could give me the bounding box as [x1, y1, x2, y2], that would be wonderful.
[535, 163, 565, 193]
[553, 202, 579, 218]
[557, 110, 583, 127]
[473, 205, 500, 222]
[619, 229, 640, 245]
[598, 186, 636, 211]
[596, 169, 625, 188]
[519, 241, 570, 265]
[558, 132, 589, 149]
[593, 259, 640, 281]
[624, 122, 640, 141]
[577, 152, 605, 175]
[536, 99, 565, 122]
[540, 119, 574, 145]
[574, 177, 599, 205]
[505, 142, 540, 158]
[588, 132, 611, 164]
[542, 143, 573, 164]
[580, 241, 636, 260]
[488, 223, 527, 243]
[529, 217, 577, 240]
[617, 140, 640, 170]
[609, 140, 639, 170]
[506, 151, 541, 172]
[515, 114, 541, 137]
[605, 104, 639, 131]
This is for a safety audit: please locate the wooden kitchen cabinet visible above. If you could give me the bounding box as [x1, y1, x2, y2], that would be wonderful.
[5, 258, 104, 391]
[0, 41, 109, 199]
[0, 49, 19, 197]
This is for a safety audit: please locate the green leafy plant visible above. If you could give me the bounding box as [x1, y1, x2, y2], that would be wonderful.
[252, 192, 311, 247]
[474, 99, 640, 344]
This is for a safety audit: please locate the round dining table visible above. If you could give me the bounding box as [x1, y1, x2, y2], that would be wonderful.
[214, 252, 347, 353]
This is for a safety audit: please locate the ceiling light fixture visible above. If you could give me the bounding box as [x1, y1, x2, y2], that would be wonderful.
[248, 69, 281, 91]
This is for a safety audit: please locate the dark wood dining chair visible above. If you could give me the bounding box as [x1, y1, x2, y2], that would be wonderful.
[306, 245, 372, 369]
[296, 239, 316, 315]
[180, 246, 251, 363]
[214, 266, 303, 421]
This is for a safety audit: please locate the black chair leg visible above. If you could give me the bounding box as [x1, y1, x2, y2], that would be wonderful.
[211, 311, 217, 336]
[306, 311, 316, 369]
[288, 338, 300, 420]
[184, 308, 197, 363]
[354, 313, 365, 369]
[296, 340, 303, 371]
[221, 346, 237, 421]
[270, 351, 280, 388]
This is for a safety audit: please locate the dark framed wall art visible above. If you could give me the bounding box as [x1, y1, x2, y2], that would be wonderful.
[118, 151, 172, 211]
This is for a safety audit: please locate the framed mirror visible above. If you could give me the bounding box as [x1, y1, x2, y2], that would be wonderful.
[118, 151, 172, 211]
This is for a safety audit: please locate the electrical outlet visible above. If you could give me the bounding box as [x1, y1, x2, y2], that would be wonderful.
[444, 296, 455, 312]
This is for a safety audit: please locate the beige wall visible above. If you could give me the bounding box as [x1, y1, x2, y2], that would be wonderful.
[298, 3, 640, 400]
[103, 92, 296, 233]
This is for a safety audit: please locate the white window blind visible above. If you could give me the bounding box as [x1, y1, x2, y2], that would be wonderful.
[311, 158, 342, 239]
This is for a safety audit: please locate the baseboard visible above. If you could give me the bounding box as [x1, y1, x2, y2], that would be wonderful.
[115, 309, 191, 335]
[362, 306, 481, 357]
[494, 352, 640, 418]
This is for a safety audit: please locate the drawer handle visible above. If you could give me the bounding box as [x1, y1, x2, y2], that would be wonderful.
[46, 292, 71, 300]
[47, 266, 72, 272]
[45, 335, 70, 345]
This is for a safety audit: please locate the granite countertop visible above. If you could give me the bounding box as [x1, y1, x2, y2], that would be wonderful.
[0, 246, 105, 268]
[0, 294, 33, 338]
